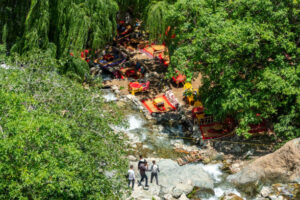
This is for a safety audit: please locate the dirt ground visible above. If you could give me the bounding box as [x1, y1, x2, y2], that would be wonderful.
[103, 72, 203, 108]
[170, 73, 203, 106]
[101, 29, 203, 109]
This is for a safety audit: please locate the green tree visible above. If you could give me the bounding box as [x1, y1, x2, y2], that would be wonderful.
[145, 0, 300, 140]
[0, 53, 128, 199]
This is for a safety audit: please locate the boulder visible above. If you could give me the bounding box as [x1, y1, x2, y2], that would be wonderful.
[227, 138, 300, 194]
[172, 182, 193, 198]
[158, 159, 214, 194]
[260, 186, 272, 197]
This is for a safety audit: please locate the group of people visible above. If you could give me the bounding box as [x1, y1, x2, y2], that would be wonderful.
[127, 156, 160, 190]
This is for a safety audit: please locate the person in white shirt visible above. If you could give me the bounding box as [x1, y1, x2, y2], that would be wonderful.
[150, 160, 160, 185]
[128, 165, 135, 189]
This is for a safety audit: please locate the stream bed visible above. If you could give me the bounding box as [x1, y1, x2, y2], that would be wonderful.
[104, 89, 248, 199]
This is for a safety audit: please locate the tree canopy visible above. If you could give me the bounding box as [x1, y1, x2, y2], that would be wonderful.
[144, 0, 300, 140]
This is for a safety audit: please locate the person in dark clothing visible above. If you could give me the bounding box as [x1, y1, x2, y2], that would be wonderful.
[150, 160, 160, 185]
[138, 155, 146, 170]
[138, 161, 149, 187]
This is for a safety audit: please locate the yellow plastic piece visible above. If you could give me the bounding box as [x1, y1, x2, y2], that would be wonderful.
[184, 82, 192, 90]
[194, 101, 203, 107]
[153, 98, 164, 105]
[196, 113, 205, 120]
[187, 95, 194, 105]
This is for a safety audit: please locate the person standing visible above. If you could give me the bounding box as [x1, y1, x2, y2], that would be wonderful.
[127, 165, 135, 190]
[138, 161, 149, 187]
[138, 155, 146, 170]
[150, 160, 160, 185]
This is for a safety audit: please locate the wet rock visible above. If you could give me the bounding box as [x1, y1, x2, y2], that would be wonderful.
[260, 186, 272, 197]
[212, 152, 225, 161]
[202, 157, 211, 164]
[222, 160, 232, 174]
[229, 163, 242, 174]
[220, 193, 243, 200]
[178, 193, 189, 200]
[227, 138, 300, 194]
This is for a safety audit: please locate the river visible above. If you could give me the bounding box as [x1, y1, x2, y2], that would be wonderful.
[104, 89, 247, 199]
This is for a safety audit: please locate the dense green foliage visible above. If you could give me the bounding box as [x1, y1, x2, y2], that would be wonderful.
[0, 52, 127, 199]
[0, 0, 121, 81]
[0, 0, 299, 198]
[0, 0, 118, 57]
[145, 0, 300, 140]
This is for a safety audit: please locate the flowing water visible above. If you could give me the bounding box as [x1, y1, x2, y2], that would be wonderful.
[198, 163, 242, 200]
[102, 89, 118, 102]
[107, 89, 247, 199]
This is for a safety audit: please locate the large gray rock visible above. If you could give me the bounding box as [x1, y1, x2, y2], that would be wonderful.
[172, 182, 193, 198]
[158, 159, 214, 197]
[227, 138, 300, 194]
[128, 159, 214, 199]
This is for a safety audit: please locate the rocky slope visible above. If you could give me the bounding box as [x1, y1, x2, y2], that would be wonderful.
[227, 138, 300, 194]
